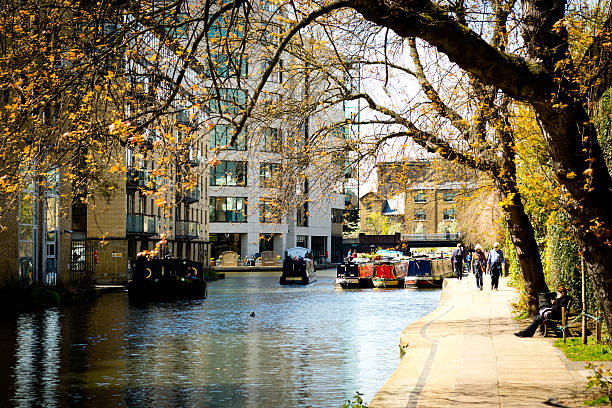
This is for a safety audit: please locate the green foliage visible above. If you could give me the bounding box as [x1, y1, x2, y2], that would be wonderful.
[546, 212, 598, 313]
[584, 395, 611, 406]
[587, 362, 612, 399]
[593, 88, 612, 172]
[342, 392, 368, 408]
[504, 224, 528, 312]
[555, 338, 612, 361]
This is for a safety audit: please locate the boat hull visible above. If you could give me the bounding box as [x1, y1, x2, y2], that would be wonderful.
[280, 256, 316, 285]
[404, 258, 453, 288]
[128, 258, 207, 302]
[372, 278, 404, 288]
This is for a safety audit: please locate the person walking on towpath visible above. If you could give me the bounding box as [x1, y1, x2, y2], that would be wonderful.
[472, 244, 487, 290]
[486, 242, 504, 291]
[451, 243, 464, 280]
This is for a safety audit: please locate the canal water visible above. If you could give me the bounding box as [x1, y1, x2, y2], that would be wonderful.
[0, 270, 440, 408]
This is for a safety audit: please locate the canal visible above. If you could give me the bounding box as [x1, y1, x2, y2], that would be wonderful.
[1, 270, 440, 408]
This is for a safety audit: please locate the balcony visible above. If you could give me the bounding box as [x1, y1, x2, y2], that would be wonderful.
[176, 186, 200, 204]
[175, 220, 200, 239]
[127, 213, 158, 235]
[127, 168, 156, 191]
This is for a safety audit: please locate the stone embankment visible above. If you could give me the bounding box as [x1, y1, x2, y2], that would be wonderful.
[370, 275, 591, 407]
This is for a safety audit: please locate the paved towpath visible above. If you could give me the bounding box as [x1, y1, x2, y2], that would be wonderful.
[370, 275, 589, 407]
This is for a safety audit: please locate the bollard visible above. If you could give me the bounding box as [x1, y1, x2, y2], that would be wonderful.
[562, 307, 567, 343]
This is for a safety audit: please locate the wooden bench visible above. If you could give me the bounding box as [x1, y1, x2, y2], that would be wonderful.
[261, 250, 277, 267]
[219, 251, 239, 267]
[542, 299, 575, 337]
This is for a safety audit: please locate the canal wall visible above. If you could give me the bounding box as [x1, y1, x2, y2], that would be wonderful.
[368, 278, 468, 407]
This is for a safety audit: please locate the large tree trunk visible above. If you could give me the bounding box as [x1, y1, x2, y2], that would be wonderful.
[534, 101, 612, 342]
[501, 189, 548, 314]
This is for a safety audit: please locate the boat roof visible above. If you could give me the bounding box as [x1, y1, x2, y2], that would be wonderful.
[286, 247, 310, 258]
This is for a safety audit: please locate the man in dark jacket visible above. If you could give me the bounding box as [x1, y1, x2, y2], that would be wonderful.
[514, 287, 571, 337]
[451, 243, 464, 280]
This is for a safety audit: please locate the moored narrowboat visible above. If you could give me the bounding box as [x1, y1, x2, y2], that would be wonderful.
[335, 260, 374, 288]
[372, 261, 408, 288]
[128, 258, 207, 301]
[404, 258, 454, 288]
[280, 247, 316, 285]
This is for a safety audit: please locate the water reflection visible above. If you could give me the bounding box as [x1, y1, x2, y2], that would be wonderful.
[2, 272, 440, 407]
[13, 310, 60, 408]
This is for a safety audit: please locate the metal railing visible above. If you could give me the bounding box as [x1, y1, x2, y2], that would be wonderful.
[401, 233, 461, 241]
[127, 168, 156, 190]
[127, 213, 158, 235]
[176, 186, 200, 203]
[175, 220, 200, 239]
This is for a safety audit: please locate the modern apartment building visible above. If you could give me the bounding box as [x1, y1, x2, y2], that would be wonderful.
[0, 8, 209, 286]
[206, 2, 347, 264]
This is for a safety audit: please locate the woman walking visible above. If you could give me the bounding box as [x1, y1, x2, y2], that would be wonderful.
[472, 244, 487, 290]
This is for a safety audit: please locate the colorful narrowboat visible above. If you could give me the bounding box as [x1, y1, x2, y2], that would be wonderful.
[372, 262, 408, 288]
[404, 258, 454, 288]
[335, 259, 375, 288]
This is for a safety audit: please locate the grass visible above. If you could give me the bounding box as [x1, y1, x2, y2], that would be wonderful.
[554, 337, 612, 361]
[584, 395, 611, 406]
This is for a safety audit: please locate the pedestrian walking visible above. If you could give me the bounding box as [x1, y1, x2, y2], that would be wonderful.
[486, 242, 504, 290]
[451, 243, 464, 280]
[472, 244, 487, 290]
[465, 250, 472, 275]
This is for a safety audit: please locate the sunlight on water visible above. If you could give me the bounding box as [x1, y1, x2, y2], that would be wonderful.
[1, 270, 440, 407]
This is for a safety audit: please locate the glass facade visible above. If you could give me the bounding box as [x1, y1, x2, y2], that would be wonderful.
[210, 161, 247, 186]
[260, 127, 281, 152]
[259, 162, 279, 186]
[210, 124, 246, 150]
[209, 88, 247, 115]
[210, 197, 247, 222]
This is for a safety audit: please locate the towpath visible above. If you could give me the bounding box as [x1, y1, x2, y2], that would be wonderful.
[370, 275, 590, 407]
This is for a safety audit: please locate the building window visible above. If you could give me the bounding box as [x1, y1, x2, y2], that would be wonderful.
[414, 209, 427, 221]
[261, 23, 282, 46]
[443, 192, 456, 202]
[209, 197, 247, 222]
[331, 208, 343, 223]
[209, 88, 247, 114]
[296, 235, 307, 248]
[259, 162, 279, 186]
[444, 208, 456, 220]
[259, 199, 281, 223]
[260, 59, 283, 83]
[210, 161, 247, 186]
[210, 124, 246, 150]
[261, 127, 281, 152]
[414, 192, 427, 203]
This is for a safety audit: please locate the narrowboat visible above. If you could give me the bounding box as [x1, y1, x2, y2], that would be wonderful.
[404, 258, 454, 288]
[372, 261, 408, 288]
[335, 259, 375, 288]
[128, 258, 207, 301]
[280, 247, 316, 285]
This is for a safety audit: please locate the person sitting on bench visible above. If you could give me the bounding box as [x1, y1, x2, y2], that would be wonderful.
[514, 287, 571, 337]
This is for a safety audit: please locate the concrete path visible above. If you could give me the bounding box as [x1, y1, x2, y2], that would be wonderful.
[370, 275, 588, 407]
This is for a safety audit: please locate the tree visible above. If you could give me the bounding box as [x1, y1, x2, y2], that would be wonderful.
[219, 1, 612, 332]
